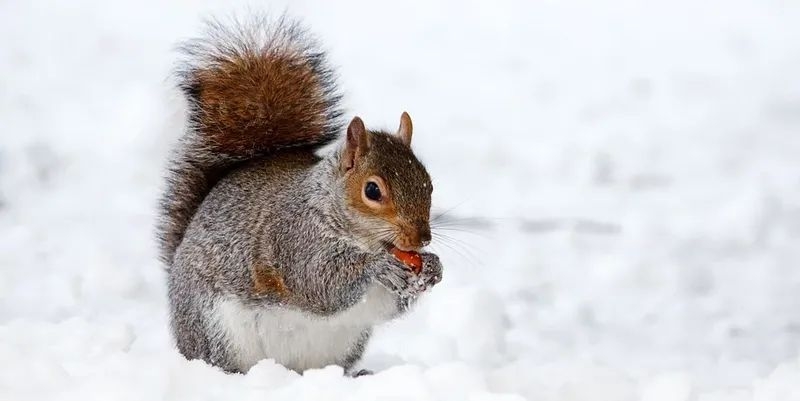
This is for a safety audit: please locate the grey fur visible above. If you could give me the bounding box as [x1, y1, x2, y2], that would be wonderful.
[167, 149, 442, 374]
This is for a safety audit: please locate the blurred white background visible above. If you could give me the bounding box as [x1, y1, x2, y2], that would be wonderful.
[2, 0, 800, 400]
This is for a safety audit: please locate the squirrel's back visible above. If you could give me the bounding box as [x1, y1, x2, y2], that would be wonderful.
[157, 15, 344, 266]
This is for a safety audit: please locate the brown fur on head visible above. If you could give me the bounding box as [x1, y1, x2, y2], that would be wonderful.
[340, 112, 432, 252]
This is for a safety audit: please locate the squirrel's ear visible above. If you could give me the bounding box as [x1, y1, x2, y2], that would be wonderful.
[396, 112, 413, 147]
[342, 116, 369, 172]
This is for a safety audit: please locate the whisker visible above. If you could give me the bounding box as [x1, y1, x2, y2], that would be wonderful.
[430, 231, 482, 269]
[429, 241, 481, 270]
[432, 233, 478, 257]
[431, 225, 490, 240]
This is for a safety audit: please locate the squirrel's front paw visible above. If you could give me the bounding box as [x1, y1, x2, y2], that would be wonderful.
[419, 252, 443, 288]
[375, 258, 417, 296]
[376, 252, 443, 298]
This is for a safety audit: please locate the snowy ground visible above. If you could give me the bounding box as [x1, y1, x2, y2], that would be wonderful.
[2, 0, 800, 400]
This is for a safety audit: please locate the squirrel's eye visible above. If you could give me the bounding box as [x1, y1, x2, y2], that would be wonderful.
[364, 181, 382, 201]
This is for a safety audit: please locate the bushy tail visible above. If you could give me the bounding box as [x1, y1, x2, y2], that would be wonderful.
[157, 15, 343, 265]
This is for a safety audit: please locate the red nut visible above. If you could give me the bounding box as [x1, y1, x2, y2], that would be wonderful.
[390, 247, 422, 274]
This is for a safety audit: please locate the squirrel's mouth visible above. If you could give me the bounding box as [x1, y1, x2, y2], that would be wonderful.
[381, 240, 422, 253]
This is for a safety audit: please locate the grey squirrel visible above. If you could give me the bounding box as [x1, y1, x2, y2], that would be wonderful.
[157, 16, 443, 375]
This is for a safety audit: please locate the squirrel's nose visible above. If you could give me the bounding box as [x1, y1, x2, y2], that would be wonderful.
[419, 226, 432, 247]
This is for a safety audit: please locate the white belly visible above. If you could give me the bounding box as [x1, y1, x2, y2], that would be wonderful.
[211, 283, 397, 372]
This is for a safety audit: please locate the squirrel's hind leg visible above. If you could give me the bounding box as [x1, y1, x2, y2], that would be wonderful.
[168, 271, 241, 373]
[341, 328, 373, 377]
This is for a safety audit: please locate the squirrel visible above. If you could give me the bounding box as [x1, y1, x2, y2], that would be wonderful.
[157, 16, 443, 376]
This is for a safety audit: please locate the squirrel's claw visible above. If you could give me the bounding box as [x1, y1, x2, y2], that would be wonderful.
[348, 368, 374, 378]
[377, 252, 443, 312]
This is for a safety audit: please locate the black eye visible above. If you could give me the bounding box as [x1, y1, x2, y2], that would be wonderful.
[364, 181, 382, 201]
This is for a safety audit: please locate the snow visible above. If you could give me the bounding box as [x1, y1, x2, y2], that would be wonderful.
[2, 0, 800, 400]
